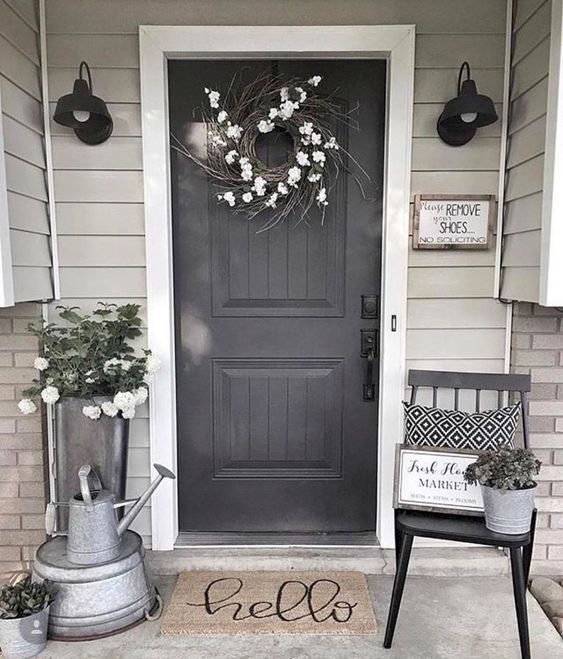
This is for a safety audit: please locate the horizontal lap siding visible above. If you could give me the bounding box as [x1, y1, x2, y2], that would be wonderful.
[45, 0, 509, 544]
[0, 0, 53, 302]
[501, 0, 551, 302]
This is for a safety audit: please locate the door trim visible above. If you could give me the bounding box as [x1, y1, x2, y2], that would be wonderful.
[139, 25, 415, 550]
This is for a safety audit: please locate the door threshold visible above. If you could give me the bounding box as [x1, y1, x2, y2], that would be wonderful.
[175, 531, 379, 549]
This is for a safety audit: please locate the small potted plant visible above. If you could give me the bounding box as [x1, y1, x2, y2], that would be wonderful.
[0, 575, 56, 658]
[464, 447, 541, 534]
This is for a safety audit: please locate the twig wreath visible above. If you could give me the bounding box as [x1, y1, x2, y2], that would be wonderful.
[171, 72, 364, 233]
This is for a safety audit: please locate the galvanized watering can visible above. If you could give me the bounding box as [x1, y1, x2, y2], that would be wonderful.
[46, 463, 175, 565]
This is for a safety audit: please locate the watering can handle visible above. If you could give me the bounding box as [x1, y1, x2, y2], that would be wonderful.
[78, 464, 94, 509]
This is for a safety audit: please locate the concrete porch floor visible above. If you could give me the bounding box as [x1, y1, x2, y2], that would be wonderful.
[40, 573, 562, 658]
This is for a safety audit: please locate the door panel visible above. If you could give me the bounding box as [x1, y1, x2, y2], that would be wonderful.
[169, 59, 386, 533]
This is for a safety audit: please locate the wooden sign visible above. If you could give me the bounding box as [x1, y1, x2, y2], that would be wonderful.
[393, 444, 484, 515]
[413, 194, 495, 249]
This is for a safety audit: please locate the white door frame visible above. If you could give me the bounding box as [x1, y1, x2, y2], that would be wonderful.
[139, 25, 415, 551]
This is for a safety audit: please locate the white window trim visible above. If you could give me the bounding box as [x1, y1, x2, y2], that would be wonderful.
[0, 84, 15, 308]
[540, 0, 563, 306]
[139, 25, 415, 551]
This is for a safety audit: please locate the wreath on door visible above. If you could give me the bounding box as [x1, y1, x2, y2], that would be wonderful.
[172, 72, 363, 233]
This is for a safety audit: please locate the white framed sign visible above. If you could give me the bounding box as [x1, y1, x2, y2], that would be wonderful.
[393, 444, 484, 515]
[413, 194, 495, 250]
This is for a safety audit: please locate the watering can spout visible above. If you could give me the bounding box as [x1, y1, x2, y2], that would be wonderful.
[117, 464, 175, 536]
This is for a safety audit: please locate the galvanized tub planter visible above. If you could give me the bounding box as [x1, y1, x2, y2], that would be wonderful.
[54, 396, 129, 529]
[0, 606, 50, 658]
[32, 531, 156, 640]
[482, 484, 536, 534]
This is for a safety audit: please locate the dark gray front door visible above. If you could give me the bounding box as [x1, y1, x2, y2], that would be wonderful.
[169, 60, 385, 533]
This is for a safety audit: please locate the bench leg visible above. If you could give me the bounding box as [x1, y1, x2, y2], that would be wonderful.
[383, 532, 413, 649]
[510, 547, 531, 659]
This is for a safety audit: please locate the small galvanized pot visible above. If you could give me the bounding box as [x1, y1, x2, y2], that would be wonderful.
[0, 606, 50, 658]
[482, 484, 536, 534]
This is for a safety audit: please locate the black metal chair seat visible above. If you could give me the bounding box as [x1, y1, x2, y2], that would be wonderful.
[396, 509, 534, 548]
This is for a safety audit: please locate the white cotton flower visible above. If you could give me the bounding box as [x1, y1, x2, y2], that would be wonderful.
[225, 149, 238, 165]
[82, 405, 102, 420]
[113, 391, 136, 411]
[101, 401, 119, 417]
[41, 386, 60, 405]
[308, 172, 322, 183]
[312, 150, 326, 165]
[222, 191, 236, 207]
[268, 108, 279, 119]
[311, 132, 322, 145]
[240, 156, 250, 165]
[295, 86, 307, 103]
[145, 354, 161, 375]
[279, 100, 299, 120]
[34, 357, 49, 371]
[324, 137, 339, 150]
[122, 407, 136, 420]
[133, 387, 148, 406]
[277, 182, 289, 195]
[226, 123, 243, 140]
[299, 122, 314, 136]
[217, 110, 228, 124]
[308, 75, 322, 87]
[18, 398, 37, 415]
[280, 87, 290, 102]
[206, 89, 220, 108]
[296, 151, 310, 167]
[287, 166, 302, 187]
[316, 187, 328, 206]
[257, 120, 275, 133]
[242, 192, 253, 203]
[265, 193, 278, 208]
[208, 131, 227, 148]
[241, 166, 253, 182]
[252, 176, 267, 196]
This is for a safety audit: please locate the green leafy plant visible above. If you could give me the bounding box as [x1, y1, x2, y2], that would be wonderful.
[17, 303, 160, 421]
[0, 577, 56, 620]
[464, 447, 541, 491]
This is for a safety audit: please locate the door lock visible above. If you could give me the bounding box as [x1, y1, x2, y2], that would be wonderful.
[360, 329, 377, 402]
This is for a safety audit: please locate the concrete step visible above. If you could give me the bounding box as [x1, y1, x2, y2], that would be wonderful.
[147, 546, 509, 577]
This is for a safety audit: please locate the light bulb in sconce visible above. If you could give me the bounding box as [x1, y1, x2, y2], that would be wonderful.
[73, 110, 91, 123]
[460, 112, 478, 124]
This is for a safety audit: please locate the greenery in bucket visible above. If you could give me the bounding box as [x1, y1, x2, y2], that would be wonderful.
[0, 576, 56, 619]
[464, 447, 541, 491]
[16, 303, 160, 421]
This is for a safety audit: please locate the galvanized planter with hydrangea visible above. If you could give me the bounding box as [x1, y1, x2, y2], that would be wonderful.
[18, 303, 160, 528]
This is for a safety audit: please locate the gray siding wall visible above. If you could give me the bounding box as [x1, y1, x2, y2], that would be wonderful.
[501, 0, 551, 301]
[0, 0, 53, 302]
[45, 0, 509, 543]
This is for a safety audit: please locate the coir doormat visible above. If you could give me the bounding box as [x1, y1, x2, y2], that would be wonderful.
[161, 571, 377, 635]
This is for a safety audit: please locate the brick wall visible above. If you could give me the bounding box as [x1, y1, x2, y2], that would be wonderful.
[511, 302, 563, 575]
[0, 303, 47, 582]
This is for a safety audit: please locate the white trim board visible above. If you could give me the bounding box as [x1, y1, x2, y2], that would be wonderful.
[139, 25, 415, 551]
[0, 83, 15, 307]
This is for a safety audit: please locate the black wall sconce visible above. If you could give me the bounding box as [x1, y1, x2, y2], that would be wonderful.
[53, 61, 113, 145]
[437, 61, 498, 146]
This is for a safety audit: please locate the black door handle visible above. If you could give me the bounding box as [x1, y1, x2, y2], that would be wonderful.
[362, 346, 375, 402]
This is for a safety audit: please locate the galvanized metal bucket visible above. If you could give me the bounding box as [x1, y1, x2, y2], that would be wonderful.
[482, 484, 536, 534]
[0, 606, 50, 658]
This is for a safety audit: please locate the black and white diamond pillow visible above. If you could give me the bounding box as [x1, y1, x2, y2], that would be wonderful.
[403, 401, 520, 451]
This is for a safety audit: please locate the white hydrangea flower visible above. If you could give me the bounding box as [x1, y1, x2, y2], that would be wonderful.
[122, 407, 136, 420]
[103, 358, 121, 373]
[146, 354, 161, 375]
[277, 182, 289, 195]
[85, 370, 96, 384]
[316, 187, 328, 206]
[311, 132, 322, 145]
[101, 401, 119, 417]
[295, 86, 307, 103]
[324, 137, 339, 150]
[219, 191, 236, 207]
[205, 88, 220, 108]
[217, 110, 228, 124]
[280, 87, 290, 102]
[121, 360, 132, 372]
[308, 75, 322, 87]
[308, 172, 322, 183]
[242, 192, 253, 203]
[18, 398, 37, 415]
[134, 387, 148, 406]
[41, 386, 60, 405]
[265, 192, 278, 208]
[82, 405, 102, 420]
[279, 100, 298, 120]
[268, 108, 279, 119]
[226, 123, 243, 140]
[241, 166, 253, 182]
[252, 177, 267, 196]
[114, 391, 136, 411]
[299, 122, 314, 136]
[312, 150, 326, 166]
[257, 120, 275, 133]
[225, 149, 238, 164]
[296, 151, 310, 167]
[287, 166, 302, 187]
[34, 357, 49, 371]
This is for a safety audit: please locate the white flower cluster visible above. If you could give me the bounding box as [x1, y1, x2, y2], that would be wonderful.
[204, 87, 220, 108]
[82, 386, 148, 421]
